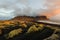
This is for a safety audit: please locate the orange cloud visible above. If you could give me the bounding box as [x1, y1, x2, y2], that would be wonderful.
[41, 8, 60, 19]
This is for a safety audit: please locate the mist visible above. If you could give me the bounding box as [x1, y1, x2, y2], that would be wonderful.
[44, 0, 60, 22]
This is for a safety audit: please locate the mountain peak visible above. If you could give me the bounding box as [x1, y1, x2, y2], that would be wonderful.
[12, 16, 48, 22]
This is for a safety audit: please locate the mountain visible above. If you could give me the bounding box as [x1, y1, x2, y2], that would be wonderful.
[0, 16, 60, 40]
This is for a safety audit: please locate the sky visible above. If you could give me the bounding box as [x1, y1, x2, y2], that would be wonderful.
[0, 0, 60, 22]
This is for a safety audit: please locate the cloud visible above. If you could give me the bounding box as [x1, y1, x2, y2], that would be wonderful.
[0, 0, 47, 20]
[0, 8, 15, 20]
